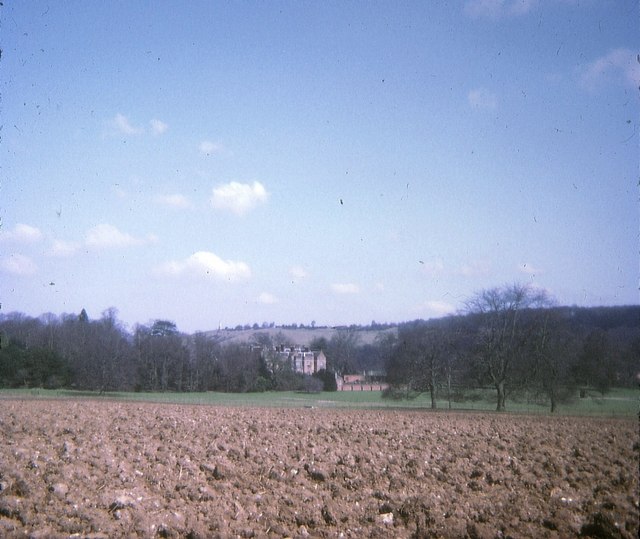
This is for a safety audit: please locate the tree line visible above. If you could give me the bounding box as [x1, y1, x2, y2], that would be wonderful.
[0, 309, 342, 394]
[385, 284, 639, 411]
[0, 284, 638, 411]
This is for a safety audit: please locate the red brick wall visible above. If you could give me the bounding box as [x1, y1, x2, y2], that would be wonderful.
[338, 383, 389, 392]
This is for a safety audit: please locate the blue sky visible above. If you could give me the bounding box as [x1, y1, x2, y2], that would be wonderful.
[1, 1, 638, 333]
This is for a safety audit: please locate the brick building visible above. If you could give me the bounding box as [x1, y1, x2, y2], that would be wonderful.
[265, 345, 327, 375]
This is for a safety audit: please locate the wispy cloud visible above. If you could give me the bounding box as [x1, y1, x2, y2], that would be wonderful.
[110, 114, 168, 136]
[331, 283, 360, 294]
[420, 300, 456, 317]
[290, 265, 308, 280]
[49, 224, 154, 255]
[112, 185, 128, 199]
[1, 254, 37, 276]
[211, 181, 269, 216]
[150, 118, 168, 135]
[419, 258, 491, 278]
[158, 251, 251, 282]
[112, 113, 144, 135]
[257, 292, 278, 304]
[1, 223, 43, 243]
[199, 140, 224, 155]
[154, 193, 192, 209]
[518, 262, 543, 275]
[49, 239, 80, 257]
[419, 258, 445, 277]
[464, 0, 538, 20]
[85, 223, 149, 249]
[455, 259, 492, 277]
[581, 48, 640, 91]
[468, 87, 498, 110]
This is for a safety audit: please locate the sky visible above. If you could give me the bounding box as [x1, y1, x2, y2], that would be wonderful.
[1, 1, 638, 333]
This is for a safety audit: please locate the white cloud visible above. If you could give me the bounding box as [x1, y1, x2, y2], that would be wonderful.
[112, 185, 128, 199]
[1, 223, 43, 243]
[113, 113, 144, 135]
[199, 140, 224, 155]
[154, 193, 191, 209]
[518, 262, 543, 275]
[50, 239, 80, 257]
[464, 0, 538, 19]
[49, 226, 153, 256]
[421, 300, 456, 317]
[150, 119, 168, 135]
[85, 224, 145, 248]
[211, 181, 269, 216]
[581, 48, 640, 91]
[290, 265, 308, 279]
[257, 292, 278, 304]
[1, 254, 37, 276]
[419, 258, 445, 276]
[468, 87, 498, 110]
[331, 283, 360, 294]
[455, 259, 492, 277]
[158, 251, 251, 282]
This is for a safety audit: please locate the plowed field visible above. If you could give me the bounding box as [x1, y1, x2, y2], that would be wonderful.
[0, 399, 637, 538]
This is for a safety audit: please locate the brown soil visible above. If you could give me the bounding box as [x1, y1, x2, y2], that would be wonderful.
[0, 399, 637, 538]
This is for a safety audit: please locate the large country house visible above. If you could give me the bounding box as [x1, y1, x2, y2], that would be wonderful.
[263, 345, 327, 375]
[260, 345, 389, 391]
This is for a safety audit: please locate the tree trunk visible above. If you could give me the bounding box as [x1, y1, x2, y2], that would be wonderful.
[428, 354, 437, 409]
[496, 380, 506, 411]
[549, 387, 557, 413]
[161, 357, 168, 391]
[429, 383, 437, 409]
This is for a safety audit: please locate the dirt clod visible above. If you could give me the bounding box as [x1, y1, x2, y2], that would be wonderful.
[580, 512, 623, 538]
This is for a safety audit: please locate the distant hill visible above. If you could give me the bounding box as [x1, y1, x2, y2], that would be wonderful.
[197, 305, 640, 346]
[201, 326, 398, 346]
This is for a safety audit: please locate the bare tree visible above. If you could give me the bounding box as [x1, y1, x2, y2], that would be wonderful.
[573, 329, 616, 395]
[94, 308, 134, 392]
[530, 310, 578, 412]
[327, 329, 361, 375]
[134, 320, 188, 391]
[465, 283, 551, 411]
[387, 322, 446, 408]
[188, 332, 220, 391]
